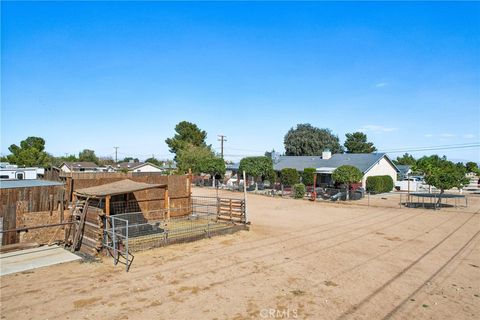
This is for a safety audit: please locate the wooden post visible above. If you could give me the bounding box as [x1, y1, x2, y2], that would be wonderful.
[105, 195, 111, 217]
[243, 170, 248, 223]
[60, 189, 65, 228]
[188, 169, 192, 215]
[164, 188, 170, 220]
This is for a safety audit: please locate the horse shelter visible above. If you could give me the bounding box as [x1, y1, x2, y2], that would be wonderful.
[66, 179, 247, 270]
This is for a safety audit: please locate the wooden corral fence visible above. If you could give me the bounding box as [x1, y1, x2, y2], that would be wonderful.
[217, 198, 246, 223]
[0, 184, 65, 214]
[0, 184, 66, 246]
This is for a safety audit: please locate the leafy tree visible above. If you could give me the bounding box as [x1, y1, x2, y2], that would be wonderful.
[98, 157, 115, 166]
[7, 136, 51, 167]
[394, 153, 416, 166]
[61, 154, 78, 162]
[177, 145, 225, 176]
[415, 155, 470, 200]
[239, 156, 274, 188]
[344, 132, 377, 153]
[280, 168, 299, 186]
[263, 168, 277, 184]
[122, 157, 139, 163]
[301, 168, 316, 186]
[165, 121, 209, 161]
[145, 157, 161, 166]
[332, 165, 363, 200]
[284, 124, 343, 156]
[202, 157, 226, 177]
[465, 161, 479, 173]
[78, 149, 99, 164]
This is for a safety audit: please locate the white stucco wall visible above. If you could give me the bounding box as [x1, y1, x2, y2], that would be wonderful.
[361, 157, 398, 190]
[133, 164, 162, 173]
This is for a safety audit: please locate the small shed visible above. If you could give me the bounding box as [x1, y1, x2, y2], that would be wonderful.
[68, 179, 170, 256]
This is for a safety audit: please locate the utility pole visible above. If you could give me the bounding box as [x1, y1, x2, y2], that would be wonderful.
[114, 146, 119, 163]
[217, 135, 227, 159]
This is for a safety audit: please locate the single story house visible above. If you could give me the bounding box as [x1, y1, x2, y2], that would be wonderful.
[116, 161, 163, 173]
[59, 162, 114, 173]
[273, 150, 399, 189]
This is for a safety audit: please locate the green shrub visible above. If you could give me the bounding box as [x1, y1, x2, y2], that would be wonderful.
[366, 175, 394, 194]
[280, 168, 299, 186]
[293, 183, 306, 199]
[263, 168, 277, 184]
[301, 168, 316, 186]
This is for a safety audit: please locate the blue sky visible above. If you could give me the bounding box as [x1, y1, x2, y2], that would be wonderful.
[1, 1, 479, 162]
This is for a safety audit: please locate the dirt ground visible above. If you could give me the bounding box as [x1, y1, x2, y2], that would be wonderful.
[1, 188, 479, 320]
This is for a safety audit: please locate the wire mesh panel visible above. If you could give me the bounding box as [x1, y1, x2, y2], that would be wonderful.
[104, 196, 246, 252]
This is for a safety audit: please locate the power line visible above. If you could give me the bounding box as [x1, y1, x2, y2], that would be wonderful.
[379, 143, 480, 153]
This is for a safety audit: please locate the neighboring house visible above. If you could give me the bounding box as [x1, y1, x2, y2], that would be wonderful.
[0, 163, 45, 180]
[273, 150, 399, 189]
[116, 161, 163, 173]
[225, 162, 240, 179]
[396, 165, 412, 180]
[59, 162, 112, 173]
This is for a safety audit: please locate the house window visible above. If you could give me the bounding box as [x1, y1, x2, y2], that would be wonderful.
[16, 172, 24, 180]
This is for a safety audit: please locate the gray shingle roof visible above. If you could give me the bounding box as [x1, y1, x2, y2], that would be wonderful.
[273, 153, 398, 173]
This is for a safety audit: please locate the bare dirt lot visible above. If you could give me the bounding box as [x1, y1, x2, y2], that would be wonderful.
[1, 188, 479, 320]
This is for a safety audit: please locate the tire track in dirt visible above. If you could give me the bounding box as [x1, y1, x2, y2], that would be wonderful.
[141, 207, 428, 294]
[327, 212, 461, 280]
[158, 207, 416, 273]
[398, 238, 479, 320]
[336, 213, 479, 319]
[157, 209, 421, 278]
[383, 230, 480, 319]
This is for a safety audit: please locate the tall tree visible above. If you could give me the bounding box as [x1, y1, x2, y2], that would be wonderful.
[394, 153, 417, 166]
[284, 124, 343, 156]
[165, 121, 209, 160]
[144, 157, 161, 166]
[177, 145, 225, 176]
[344, 132, 377, 153]
[78, 149, 99, 164]
[465, 161, 479, 173]
[7, 136, 51, 167]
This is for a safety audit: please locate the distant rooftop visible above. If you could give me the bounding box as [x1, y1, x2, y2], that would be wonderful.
[0, 180, 64, 189]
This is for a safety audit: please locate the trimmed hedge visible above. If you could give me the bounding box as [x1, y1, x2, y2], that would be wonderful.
[366, 175, 394, 194]
[293, 183, 306, 199]
[301, 168, 316, 186]
[281, 168, 299, 186]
